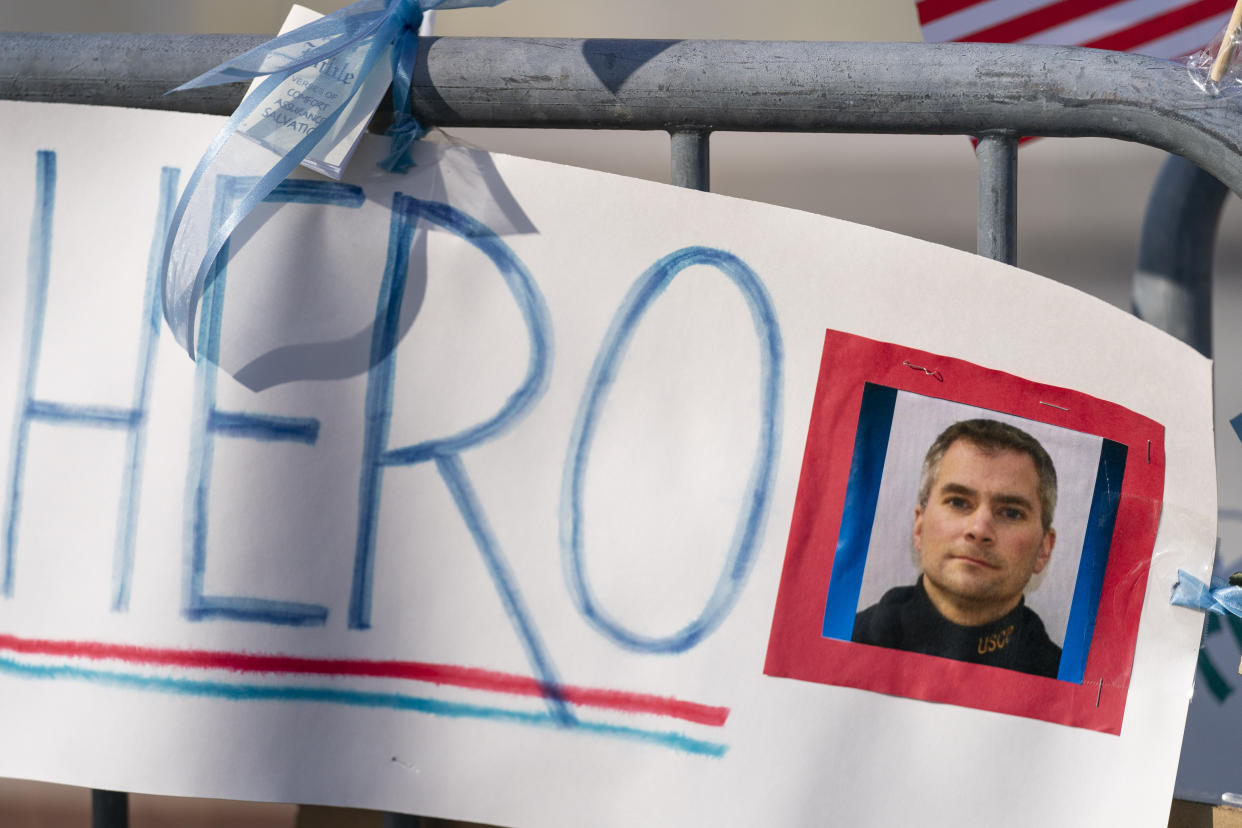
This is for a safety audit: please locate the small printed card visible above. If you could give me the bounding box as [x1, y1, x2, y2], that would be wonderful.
[237, 4, 394, 179]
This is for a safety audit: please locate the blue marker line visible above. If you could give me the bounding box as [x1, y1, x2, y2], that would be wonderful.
[350, 193, 569, 725]
[0, 655, 726, 758]
[3, 150, 56, 599]
[208, 410, 320, 444]
[114, 166, 180, 611]
[350, 197, 409, 631]
[183, 177, 364, 627]
[184, 182, 233, 621]
[436, 454, 573, 725]
[25, 401, 143, 428]
[560, 246, 783, 654]
[261, 179, 367, 207]
[182, 595, 329, 626]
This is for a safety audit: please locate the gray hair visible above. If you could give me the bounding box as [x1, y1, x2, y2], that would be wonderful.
[917, 419, 1058, 531]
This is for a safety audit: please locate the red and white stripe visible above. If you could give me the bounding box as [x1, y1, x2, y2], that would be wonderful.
[918, 0, 1234, 59]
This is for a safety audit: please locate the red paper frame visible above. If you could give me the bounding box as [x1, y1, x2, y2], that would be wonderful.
[763, 330, 1165, 734]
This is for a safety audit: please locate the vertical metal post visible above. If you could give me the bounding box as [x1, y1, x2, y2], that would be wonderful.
[91, 790, 128, 828]
[976, 132, 1019, 265]
[1132, 154, 1226, 357]
[670, 130, 711, 191]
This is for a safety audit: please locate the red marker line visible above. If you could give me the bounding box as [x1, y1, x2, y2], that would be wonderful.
[0, 634, 729, 727]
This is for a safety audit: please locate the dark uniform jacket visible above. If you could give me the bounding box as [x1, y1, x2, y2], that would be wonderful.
[851, 577, 1062, 679]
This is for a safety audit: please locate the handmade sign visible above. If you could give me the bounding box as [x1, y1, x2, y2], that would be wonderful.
[0, 100, 1217, 827]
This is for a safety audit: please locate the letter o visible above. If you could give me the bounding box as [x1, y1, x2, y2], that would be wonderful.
[560, 246, 782, 653]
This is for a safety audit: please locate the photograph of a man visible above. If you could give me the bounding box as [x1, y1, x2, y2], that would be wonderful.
[851, 419, 1062, 678]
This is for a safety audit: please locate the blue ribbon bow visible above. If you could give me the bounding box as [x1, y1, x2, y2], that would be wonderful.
[1170, 569, 1242, 617]
[160, 0, 507, 358]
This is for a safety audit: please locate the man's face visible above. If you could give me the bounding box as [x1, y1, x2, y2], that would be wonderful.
[915, 438, 1055, 623]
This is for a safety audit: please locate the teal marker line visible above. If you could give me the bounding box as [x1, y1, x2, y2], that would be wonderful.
[0, 655, 726, 758]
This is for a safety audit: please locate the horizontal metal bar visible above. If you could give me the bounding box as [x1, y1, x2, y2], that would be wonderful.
[0, 33, 263, 116]
[5, 34, 1242, 195]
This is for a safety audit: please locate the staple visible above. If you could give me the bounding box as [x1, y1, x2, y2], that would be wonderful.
[1147, 440, 1151, 463]
[1096, 678, 1103, 707]
[902, 360, 944, 382]
[1039, 401, 1069, 411]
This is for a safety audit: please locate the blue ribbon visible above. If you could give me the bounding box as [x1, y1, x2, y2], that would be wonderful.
[1170, 570, 1242, 617]
[160, 0, 508, 358]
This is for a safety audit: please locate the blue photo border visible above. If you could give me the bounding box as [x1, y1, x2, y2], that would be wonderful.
[818, 382, 1127, 685]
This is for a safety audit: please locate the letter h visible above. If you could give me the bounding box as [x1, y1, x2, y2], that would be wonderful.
[3, 151, 180, 611]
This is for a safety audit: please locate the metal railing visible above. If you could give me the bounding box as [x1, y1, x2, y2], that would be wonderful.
[2, 31, 1237, 826]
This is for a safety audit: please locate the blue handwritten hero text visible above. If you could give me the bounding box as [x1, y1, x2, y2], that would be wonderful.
[3, 151, 784, 707]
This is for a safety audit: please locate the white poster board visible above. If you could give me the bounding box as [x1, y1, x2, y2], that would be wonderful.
[0, 101, 1216, 827]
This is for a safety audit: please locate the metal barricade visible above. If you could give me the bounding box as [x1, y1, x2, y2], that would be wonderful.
[2, 31, 1237, 826]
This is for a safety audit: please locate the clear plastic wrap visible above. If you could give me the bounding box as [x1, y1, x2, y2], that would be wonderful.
[1187, 6, 1242, 97]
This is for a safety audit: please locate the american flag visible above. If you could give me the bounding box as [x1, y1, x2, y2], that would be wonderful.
[918, 0, 1235, 60]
